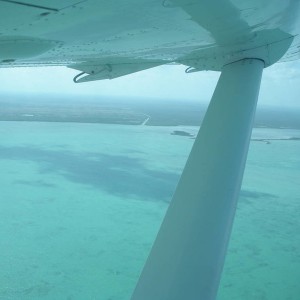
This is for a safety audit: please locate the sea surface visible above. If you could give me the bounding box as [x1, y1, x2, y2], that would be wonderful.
[0, 121, 299, 300]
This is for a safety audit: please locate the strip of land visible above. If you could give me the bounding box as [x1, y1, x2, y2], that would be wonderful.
[1, 95, 300, 129]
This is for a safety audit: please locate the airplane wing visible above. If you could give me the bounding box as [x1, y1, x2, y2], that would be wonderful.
[0, 0, 299, 77]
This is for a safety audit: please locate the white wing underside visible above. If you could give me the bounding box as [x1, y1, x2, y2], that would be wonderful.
[0, 0, 299, 80]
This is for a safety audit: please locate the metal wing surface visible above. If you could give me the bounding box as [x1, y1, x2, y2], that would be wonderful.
[0, 0, 299, 80]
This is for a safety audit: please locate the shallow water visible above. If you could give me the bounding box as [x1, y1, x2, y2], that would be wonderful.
[0, 122, 299, 299]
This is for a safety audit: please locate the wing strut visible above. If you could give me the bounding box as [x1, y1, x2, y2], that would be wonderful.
[131, 58, 264, 300]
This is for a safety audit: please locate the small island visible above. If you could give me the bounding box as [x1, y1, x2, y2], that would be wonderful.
[171, 130, 194, 137]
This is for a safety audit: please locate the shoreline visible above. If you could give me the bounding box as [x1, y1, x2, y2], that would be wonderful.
[1, 119, 300, 131]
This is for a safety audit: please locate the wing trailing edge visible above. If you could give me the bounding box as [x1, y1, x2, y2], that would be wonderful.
[69, 59, 165, 82]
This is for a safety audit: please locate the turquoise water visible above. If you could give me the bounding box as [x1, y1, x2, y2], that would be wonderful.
[0, 122, 299, 299]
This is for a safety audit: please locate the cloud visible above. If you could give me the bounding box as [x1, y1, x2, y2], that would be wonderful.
[0, 64, 221, 103]
[259, 60, 300, 107]
[0, 60, 299, 107]
[264, 61, 300, 81]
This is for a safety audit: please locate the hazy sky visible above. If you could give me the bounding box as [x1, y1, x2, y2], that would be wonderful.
[1, 60, 299, 108]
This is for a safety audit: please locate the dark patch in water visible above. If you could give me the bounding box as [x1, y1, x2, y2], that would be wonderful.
[240, 190, 277, 202]
[14, 179, 56, 188]
[0, 146, 179, 202]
